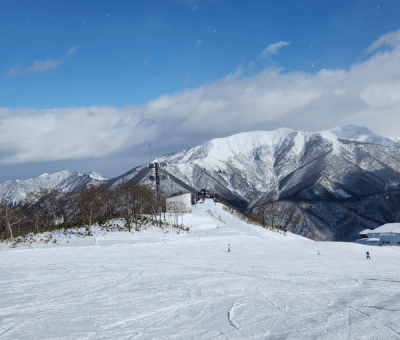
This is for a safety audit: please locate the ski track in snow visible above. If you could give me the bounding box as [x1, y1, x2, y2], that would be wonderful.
[1, 200, 400, 339]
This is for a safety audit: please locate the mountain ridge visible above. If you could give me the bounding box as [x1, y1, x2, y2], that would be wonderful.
[2, 125, 400, 241]
[0, 171, 107, 205]
[112, 125, 400, 240]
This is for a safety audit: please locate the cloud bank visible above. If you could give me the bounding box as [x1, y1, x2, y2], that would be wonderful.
[0, 106, 154, 164]
[141, 30, 400, 138]
[2, 30, 400, 164]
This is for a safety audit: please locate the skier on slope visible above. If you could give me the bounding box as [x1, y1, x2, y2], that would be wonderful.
[366, 251, 370, 259]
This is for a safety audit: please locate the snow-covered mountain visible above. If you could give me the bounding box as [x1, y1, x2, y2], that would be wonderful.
[320, 124, 399, 146]
[3, 124, 400, 241]
[390, 136, 400, 143]
[112, 125, 400, 202]
[111, 125, 400, 241]
[0, 171, 107, 205]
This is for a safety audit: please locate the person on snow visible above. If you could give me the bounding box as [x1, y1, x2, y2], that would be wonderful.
[366, 251, 370, 259]
[317, 250, 320, 255]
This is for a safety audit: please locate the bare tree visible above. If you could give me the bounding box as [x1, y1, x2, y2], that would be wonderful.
[62, 191, 81, 224]
[115, 181, 162, 230]
[92, 183, 110, 220]
[285, 205, 302, 228]
[254, 201, 302, 231]
[24, 190, 46, 233]
[117, 182, 134, 231]
[98, 185, 113, 219]
[76, 185, 104, 232]
[254, 202, 282, 229]
[0, 177, 164, 240]
[0, 199, 25, 239]
[167, 201, 187, 227]
[34, 188, 65, 226]
[140, 184, 159, 224]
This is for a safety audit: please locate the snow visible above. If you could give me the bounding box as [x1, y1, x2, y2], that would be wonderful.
[160, 125, 397, 169]
[333, 188, 352, 198]
[370, 223, 400, 233]
[2, 200, 400, 339]
[158, 129, 299, 165]
[0, 171, 107, 205]
[390, 136, 400, 143]
[113, 125, 400, 232]
[89, 172, 108, 181]
[360, 229, 373, 235]
[319, 125, 399, 147]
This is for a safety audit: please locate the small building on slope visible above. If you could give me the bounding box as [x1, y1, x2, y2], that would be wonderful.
[355, 223, 400, 246]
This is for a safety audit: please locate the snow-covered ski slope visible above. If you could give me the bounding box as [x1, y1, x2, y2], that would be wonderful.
[1, 200, 400, 339]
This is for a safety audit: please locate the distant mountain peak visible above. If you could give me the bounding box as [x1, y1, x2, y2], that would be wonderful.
[154, 125, 399, 169]
[319, 125, 398, 147]
[89, 172, 107, 181]
[390, 136, 400, 143]
[0, 170, 107, 205]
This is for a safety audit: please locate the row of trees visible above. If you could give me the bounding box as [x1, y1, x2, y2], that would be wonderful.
[215, 197, 302, 231]
[252, 201, 302, 230]
[0, 181, 165, 240]
[0, 181, 304, 240]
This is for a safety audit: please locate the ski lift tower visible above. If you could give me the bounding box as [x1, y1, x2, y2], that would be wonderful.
[148, 162, 167, 198]
[149, 162, 160, 197]
[149, 162, 167, 226]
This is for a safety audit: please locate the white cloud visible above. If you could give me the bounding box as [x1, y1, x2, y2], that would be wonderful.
[8, 45, 77, 76]
[259, 41, 290, 59]
[8, 68, 18, 76]
[195, 39, 203, 47]
[64, 45, 78, 58]
[3, 30, 400, 165]
[142, 68, 322, 131]
[140, 30, 400, 138]
[27, 59, 59, 72]
[0, 106, 155, 164]
[367, 30, 400, 53]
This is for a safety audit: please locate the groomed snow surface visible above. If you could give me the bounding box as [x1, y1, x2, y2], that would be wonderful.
[1, 200, 400, 339]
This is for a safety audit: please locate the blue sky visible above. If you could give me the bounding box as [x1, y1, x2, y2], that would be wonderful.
[1, 0, 400, 181]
